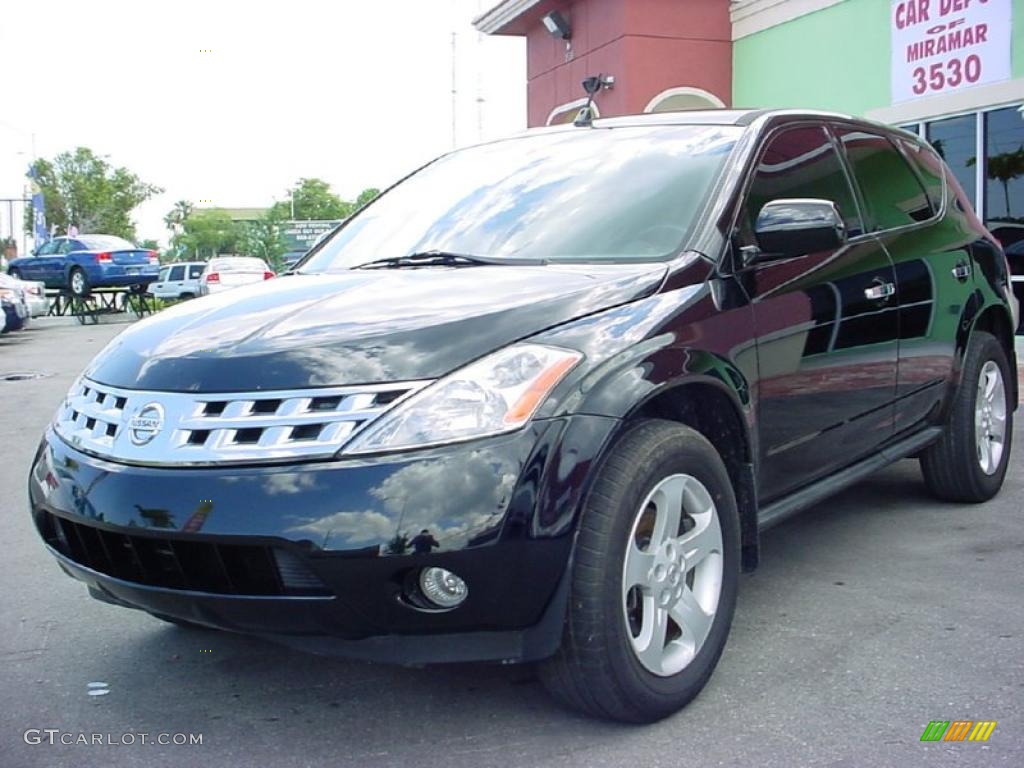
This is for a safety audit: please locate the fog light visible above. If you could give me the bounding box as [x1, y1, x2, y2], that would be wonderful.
[419, 567, 468, 608]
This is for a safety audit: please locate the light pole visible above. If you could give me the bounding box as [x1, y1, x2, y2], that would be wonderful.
[2, 121, 37, 256]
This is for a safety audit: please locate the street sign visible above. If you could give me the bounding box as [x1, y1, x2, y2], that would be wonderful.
[281, 220, 341, 253]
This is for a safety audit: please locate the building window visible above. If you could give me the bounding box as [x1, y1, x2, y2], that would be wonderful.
[898, 123, 921, 137]
[925, 115, 977, 210]
[984, 106, 1024, 230]
[546, 98, 600, 126]
[643, 87, 725, 113]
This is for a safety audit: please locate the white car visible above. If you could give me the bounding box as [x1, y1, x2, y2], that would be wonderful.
[198, 256, 274, 296]
[0, 272, 45, 318]
[150, 262, 206, 300]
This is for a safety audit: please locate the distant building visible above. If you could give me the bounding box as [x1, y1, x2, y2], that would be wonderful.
[475, 0, 1024, 243]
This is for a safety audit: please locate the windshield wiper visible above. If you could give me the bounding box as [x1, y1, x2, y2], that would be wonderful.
[352, 250, 547, 270]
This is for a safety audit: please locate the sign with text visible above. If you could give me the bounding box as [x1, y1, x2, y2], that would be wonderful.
[281, 220, 342, 253]
[891, 0, 1012, 103]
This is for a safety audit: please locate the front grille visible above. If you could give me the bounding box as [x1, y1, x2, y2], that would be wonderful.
[37, 510, 331, 596]
[53, 377, 430, 466]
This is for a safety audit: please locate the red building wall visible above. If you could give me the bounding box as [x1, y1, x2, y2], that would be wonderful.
[486, 0, 732, 126]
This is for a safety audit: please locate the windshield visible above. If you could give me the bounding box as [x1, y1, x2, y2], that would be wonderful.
[299, 125, 742, 272]
[79, 235, 137, 251]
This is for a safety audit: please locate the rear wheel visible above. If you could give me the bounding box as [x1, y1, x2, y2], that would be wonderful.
[9, 268, 21, 279]
[920, 331, 1013, 502]
[539, 419, 740, 723]
[68, 267, 89, 298]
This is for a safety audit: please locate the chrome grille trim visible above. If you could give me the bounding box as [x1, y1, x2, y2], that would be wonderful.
[53, 377, 431, 466]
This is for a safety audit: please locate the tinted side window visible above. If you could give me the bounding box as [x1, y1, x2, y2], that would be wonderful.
[158, 266, 170, 281]
[36, 241, 57, 256]
[188, 264, 205, 279]
[169, 265, 186, 280]
[744, 126, 863, 239]
[836, 128, 933, 230]
[897, 139, 945, 214]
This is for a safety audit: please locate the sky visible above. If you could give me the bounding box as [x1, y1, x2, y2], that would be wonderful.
[0, 0, 525, 249]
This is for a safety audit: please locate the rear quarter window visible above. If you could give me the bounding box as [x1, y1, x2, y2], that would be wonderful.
[835, 128, 934, 231]
[897, 139, 945, 214]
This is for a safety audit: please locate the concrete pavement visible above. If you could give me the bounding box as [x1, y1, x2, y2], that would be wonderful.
[1, 318, 1021, 767]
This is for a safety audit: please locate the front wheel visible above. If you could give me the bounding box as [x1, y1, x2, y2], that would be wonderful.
[539, 419, 740, 723]
[920, 331, 1014, 502]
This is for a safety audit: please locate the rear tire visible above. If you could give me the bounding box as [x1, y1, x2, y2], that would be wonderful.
[9, 268, 21, 279]
[68, 267, 89, 298]
[920, 331, 1013, 502]
[539, 419, 740, 723]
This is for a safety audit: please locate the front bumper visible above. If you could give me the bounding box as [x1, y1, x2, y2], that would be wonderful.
[29, 414, 618, 663]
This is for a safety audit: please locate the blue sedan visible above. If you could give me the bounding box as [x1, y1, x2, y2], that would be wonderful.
[7, 235, 160, 297]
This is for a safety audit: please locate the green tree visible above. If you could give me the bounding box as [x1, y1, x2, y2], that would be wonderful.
[25, 147, 162, 240]
[355, 187, 381, 208]
[176, 210, 242, 260]
[969, 146, 1024, 218]
[239, 210, 288, 272]
[139, 238, 160, 251]
[163, 200, 193, 238]
[271, 178, 351, 221]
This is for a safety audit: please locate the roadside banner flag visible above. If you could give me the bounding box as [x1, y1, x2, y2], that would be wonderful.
[27, 164, 48, 245]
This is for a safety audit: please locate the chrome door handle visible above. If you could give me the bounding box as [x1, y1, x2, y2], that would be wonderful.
[952, 262, 972, 281]
[864, 281, 896, 301]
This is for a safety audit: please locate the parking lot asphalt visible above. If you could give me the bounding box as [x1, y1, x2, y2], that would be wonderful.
[1, 317, 1022, 768]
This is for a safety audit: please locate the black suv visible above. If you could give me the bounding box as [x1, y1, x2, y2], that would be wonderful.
[29, 110, 1017, 722]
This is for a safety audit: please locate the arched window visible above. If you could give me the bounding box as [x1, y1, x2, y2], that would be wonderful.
[546, 98, 601, 126]
[644, 87, 726, 114]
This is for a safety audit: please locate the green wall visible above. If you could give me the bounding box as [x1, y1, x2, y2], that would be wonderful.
[733, 0, 1024, 117]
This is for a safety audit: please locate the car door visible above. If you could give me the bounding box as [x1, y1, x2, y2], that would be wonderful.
[833, 127, 970, 434]
[24, 240, 57, 282]
[736, 124, 900, 501]
[151, 266, 171, 297]
[167, 264, 187, 296]
[48, 238, 74, 284]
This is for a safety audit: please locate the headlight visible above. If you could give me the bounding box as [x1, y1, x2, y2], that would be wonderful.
[341, 343, 582, 454]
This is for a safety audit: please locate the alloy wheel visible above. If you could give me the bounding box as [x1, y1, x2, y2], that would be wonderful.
[622, 473, 724, 677]
[975, 360, 1006, 475]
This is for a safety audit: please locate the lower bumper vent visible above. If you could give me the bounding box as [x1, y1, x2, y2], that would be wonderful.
[36, 510, 331, 597]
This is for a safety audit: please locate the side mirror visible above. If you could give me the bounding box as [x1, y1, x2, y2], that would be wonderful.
[749, 198, 847, 262]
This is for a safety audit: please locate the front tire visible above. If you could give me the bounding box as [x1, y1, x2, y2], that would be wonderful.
[920, 331, 1014, 502]
[539, 419, 740, 723]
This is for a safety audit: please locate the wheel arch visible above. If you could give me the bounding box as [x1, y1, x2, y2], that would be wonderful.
[968, 303, 1018, 410]
[579, 373, 760, 572]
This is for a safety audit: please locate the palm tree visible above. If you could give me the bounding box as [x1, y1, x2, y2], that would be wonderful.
[163, 199, 193, 235]
[968, 146, 1024, 218]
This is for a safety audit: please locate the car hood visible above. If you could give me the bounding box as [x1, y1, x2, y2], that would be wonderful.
[86, 263, 668, 391]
